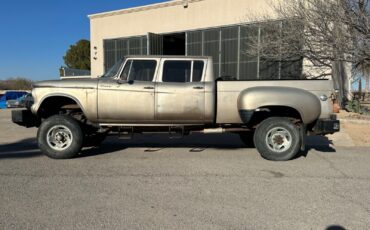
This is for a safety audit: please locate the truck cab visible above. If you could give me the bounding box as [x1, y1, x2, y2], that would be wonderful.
[97, 56, 215, 124]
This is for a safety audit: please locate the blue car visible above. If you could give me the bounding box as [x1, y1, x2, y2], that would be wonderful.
[0, 91, 28, 109]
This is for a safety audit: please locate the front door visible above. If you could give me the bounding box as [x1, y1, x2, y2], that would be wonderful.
[155, 60, 206, 123]
[98, 59, 158, 123]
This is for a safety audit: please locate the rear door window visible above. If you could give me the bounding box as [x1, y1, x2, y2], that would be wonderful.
[193, 61, 205, 82]
[163, 61, 192, 83]
[162, 60, 205, 83]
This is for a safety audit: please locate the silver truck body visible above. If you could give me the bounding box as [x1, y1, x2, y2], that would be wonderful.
[13, 56, 340, 161]
[31, 56, 333, 126]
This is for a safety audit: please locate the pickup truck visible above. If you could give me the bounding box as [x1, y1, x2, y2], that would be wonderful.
[12, 56, 340, 161]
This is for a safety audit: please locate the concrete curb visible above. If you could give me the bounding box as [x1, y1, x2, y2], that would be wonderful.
[339, 118, 370, 124]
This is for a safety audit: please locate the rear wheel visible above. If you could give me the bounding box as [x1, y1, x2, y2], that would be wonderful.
[254, 117, 301, 161]
[37, 115, 83, 159]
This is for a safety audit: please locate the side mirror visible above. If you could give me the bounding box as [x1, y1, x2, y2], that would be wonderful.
[117, 79, 126, 85]
[117, 79, 134, 85]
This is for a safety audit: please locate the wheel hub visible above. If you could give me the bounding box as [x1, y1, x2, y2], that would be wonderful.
[266, 127, 292, 153]
[46, 125, 73, 151]
[55, 133, 64, 142]
[273, 135, 284, 145]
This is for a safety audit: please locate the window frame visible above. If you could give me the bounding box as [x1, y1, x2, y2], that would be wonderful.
[159, 59, 205, 83]
[117, 58, 159, 83]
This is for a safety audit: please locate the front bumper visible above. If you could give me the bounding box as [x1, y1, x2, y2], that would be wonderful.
[312, 116, 340, 135]
[12, 109, 40, 128]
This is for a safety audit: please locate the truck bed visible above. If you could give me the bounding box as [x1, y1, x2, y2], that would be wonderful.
[216, 80, 334, 124]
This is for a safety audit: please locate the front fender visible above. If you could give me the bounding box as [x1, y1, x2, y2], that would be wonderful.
[237, 86, 321, 124]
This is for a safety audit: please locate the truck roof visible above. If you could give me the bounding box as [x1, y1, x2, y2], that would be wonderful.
[125, 55, 212, 60]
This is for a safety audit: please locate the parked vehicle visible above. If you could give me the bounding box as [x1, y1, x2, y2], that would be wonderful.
[12, 56, 340, 161]
[0, 91, 28, 109]
[6, 99, 20, 108]
[18, 93, 34, 109]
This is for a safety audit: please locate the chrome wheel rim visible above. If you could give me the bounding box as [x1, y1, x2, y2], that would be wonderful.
[265, 127, 292, 153]
[46, 125, 73, 151]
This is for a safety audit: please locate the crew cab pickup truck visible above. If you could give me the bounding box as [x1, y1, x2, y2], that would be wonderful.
[12, 56, 340, 161]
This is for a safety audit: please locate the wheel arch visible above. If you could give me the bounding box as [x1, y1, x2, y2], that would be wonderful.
[238, 86, 321, 126]
[36, 94, 87, 119]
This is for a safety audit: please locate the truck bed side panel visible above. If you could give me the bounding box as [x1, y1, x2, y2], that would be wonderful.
[216, 80, 334, 124]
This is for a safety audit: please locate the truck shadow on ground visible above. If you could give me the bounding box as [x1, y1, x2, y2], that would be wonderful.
[0, 138, 42, 159]
[79, 134, 337, 159]
[0, 134, 336, 159]
[299, 135, 336, 158]
[79, 134, 247, 158]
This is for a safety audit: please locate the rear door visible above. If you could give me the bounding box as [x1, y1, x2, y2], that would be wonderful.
[155, 59, 206, 123]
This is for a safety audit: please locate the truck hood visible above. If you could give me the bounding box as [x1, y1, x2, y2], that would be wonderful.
[33, 78, 99, 89]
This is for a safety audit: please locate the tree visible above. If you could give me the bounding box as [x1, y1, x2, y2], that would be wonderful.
[0, 77, 33, 90]
[63, 39, 91, 70]
[244, 0, 370, 106]
[357, 62, 370, 100]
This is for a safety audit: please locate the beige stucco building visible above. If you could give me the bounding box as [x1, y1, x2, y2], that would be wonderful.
[88, 0, 299, 80]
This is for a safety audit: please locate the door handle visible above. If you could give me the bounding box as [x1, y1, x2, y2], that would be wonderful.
[193, 86, 204, 90]
[144, 86, 154, 89]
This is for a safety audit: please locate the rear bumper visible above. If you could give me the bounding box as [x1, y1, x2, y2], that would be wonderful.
[312, 116, 340, 135]
[12, 109, 40, 128]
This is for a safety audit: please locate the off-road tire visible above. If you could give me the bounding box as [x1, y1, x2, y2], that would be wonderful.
[37, 115, 84, 159]
[254, 117, 301, 161]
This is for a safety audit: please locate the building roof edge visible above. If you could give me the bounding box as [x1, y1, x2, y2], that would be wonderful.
[88, 0, 204, 20]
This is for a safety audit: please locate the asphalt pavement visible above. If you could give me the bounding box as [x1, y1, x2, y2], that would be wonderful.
[0, 109, 369, 230]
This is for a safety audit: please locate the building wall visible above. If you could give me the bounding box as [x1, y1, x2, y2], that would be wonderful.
[89, 0, 275, 77]
[102, 23, 303, 80]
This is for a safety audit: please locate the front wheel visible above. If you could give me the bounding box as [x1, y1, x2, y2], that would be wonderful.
[37, 115, 84, 159]
[254, 117, 301, 161]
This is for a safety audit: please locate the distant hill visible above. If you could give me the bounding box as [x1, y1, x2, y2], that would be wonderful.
[0, 78, 33, 90]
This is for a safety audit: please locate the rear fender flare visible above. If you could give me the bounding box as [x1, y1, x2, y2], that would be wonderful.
[237, 86, 321, 124]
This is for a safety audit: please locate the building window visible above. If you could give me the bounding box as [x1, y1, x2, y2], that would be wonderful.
[103, 21, 303, 80]
[104, 36, 147, 72]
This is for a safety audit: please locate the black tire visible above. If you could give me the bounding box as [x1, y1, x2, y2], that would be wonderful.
[239, 132, 255, 147]
[83, 132, 107, 147]
[254, 117, 301, 161]
[37, 115, 84, 159]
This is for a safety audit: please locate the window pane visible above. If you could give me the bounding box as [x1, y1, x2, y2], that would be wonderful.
[193, 61, 204, 82]
[259, 61, 279, 80]
[240, 62, 258, 80]
[128, 60, 157, 82]
[120, 60, 132, 80]
[163, 61, 191, 83]
[281, 59, 303, 79]
[187, 31, 203, 56]
[221, 27, 238, 78]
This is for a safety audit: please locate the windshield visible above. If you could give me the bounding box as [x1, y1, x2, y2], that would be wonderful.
[101, 58, 125, 78]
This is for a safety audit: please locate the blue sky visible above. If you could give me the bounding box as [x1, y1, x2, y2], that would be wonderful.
[0, 0, 167, 81]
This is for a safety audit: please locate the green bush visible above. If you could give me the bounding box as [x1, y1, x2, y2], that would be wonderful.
[346, 99, 369, 114]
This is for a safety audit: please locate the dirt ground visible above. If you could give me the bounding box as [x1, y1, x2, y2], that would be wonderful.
[337, 110, 370, 147]
[342, 122, 370, 147]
